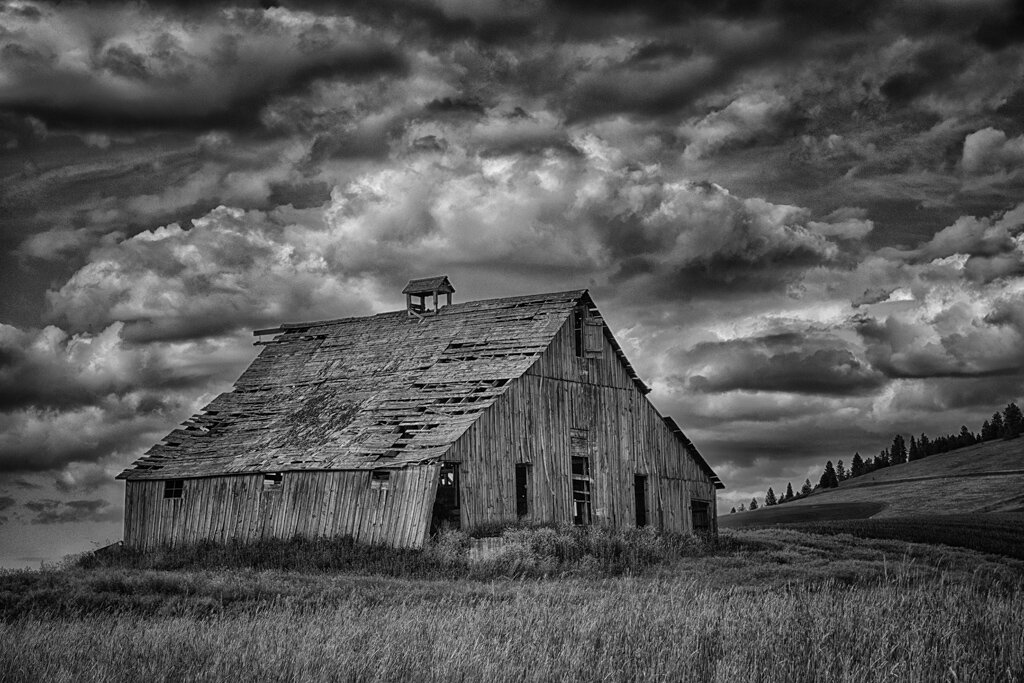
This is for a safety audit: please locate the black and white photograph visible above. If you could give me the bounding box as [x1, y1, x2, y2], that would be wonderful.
[1, 0, 1023, 679]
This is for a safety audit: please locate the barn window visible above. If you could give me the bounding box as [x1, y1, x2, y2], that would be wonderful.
[692, 501, 711, 533]
[370, 470, 391, 490]
[572, 306, 586, 357]
[572, 480, 592, 525]
[437, 463, 459, 509]
[571, 456, 590, 477]
[515, 463, 532, 518]
[571, 456, 591, 525]
[163, 479, 183, 499]
[263, 473, 283, 491]
[572, 305, 603, 359]
[431, 463, 461, 532]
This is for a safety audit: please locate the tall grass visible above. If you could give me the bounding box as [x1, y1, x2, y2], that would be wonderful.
[1, 570, 1021, 682]
[72, 524, 727, 579]
[2, 527, 1023, 681]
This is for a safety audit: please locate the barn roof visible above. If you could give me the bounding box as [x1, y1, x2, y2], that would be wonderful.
[119, 290, 589, 480]
[662, 417, 725, 490]
[118, 288, 722, 488]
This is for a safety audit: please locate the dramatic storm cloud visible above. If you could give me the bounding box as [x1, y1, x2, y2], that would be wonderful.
[1, 0, 1023, 565]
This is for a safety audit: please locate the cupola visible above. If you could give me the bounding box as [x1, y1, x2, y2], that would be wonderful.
[403, 275, 455, 317]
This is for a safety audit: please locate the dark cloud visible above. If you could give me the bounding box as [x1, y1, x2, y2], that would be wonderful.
[25, 498, 121, 525]
[0, 7, 409, 133]
[879, 43, 970, 104]
[681, 334, 886, 396]
[551, 0, 884, 30]
[0, 497, 14, 513]
[4, 45, 408, 132]
[424, 97, 487, 117]
[974, 0, 1024, 50]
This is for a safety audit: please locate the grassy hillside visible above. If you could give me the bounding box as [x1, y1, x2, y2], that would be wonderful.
[2, 529, 1023, 682]
[722, 436, 1024, 530]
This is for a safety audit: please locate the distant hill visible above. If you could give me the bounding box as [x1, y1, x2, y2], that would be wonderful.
[721, 437, 1024, 529]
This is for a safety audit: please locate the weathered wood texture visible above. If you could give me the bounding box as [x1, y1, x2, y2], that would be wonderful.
[123, 464, 439, 551]
[447, 313, 718, 533]
[119, 291, 588, 480]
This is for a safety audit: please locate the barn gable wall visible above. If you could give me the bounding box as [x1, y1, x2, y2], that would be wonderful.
[447, 313, 717, 532]
[123, 465, 438, 551]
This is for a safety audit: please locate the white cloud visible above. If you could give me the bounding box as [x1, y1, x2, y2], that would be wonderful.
[961, 127, 1024, 174]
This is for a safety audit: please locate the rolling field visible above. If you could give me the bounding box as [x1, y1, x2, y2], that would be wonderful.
[723, 437, 1024, 525]
[783, 437, 1024, 516]
[2, 528, 1024, 682]
[719, 438, 1024, 564]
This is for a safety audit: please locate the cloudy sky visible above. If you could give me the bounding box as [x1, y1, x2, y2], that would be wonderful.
[2, 0, 1024, 566]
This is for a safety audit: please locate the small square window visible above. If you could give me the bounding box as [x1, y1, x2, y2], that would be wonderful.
[163, 479, 183, 499]
[370, 470, 391, 490]
[571, 456, 590, 477]
[263, 472, 283, 490]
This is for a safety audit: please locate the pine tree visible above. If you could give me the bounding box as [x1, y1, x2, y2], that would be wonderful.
[873, 448, 889, 470]
[891, 434, 907, 465]
[765, 487, 777, 506]
[836, 459, 847, 482]
[819, 461, 839, 489]
[991, 412, 1005, 438]
[801, 478, 813, 496]
[730, 507, 736, 514]
[959, 425, 975, 447]
[908, 436, 920, 461]
[1003, 402, 1023, 438]
[981, 419, 994, 441]
[750, 498, 759, 510]
[738, 503, 745, 512]
[919, 433, 931, 456]
[850, 452, 865, 478]
[785, 482, 795, 501]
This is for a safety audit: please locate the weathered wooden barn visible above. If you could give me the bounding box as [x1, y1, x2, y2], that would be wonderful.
[118, 277, 723, 550]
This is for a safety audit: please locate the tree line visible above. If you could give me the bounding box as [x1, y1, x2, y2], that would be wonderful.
[730, 401, 1022, 514]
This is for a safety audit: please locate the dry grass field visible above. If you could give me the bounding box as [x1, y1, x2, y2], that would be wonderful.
[2, 527, 1023, 682]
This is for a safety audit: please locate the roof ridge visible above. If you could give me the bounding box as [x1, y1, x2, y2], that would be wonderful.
[255, 288, 588, 333]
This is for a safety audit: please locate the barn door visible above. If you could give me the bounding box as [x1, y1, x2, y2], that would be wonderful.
[634, 475, 648, 527]
[430, 462, 461, 534]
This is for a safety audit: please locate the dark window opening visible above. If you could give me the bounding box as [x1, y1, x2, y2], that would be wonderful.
[573, 306, 586, 357]
[370, 470, 391, 490]
[692, 501, 711, 533]
[572, 479, 592, 525]
[571, 456, 590, 477]
[515, 463, 531, 518]
[263, 472, 283, 491]
[163, 479, 183, 499]
[431, 463, 461, 534]
[634, 475, 648, 527]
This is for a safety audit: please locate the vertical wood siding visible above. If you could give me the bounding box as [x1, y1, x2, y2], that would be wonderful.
[124, 464, 438, 551]
[448, 315, 717, 533]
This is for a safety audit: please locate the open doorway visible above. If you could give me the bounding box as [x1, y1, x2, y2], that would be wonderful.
[691, 500, 711, 533]
[431, 462, 461, 534]
[634, 475, 648, 527]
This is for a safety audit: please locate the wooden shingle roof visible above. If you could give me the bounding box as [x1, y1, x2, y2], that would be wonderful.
[402, 275, 454, 294]
[118, 290, 587, 480]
